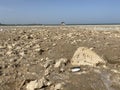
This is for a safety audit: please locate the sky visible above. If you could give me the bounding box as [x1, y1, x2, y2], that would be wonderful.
[0, 0, 120, 24]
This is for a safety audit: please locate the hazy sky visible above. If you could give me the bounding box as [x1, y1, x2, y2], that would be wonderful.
[0, 0, 120, 24]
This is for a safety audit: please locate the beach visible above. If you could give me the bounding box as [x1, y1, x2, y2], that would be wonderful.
[0, 25, 120, 90]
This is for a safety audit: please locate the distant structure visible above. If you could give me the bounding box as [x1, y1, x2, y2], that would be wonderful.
[61, 22, 65, 26]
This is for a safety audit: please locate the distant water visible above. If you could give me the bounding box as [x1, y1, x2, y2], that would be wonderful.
[1, 23, 120, 26]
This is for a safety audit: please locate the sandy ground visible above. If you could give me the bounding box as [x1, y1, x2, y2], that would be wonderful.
[0, 25, 120, 90]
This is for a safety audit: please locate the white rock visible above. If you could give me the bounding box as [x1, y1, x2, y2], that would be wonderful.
[16, 46, 21, 50]
[19, 52, 25, 56]
[71, 47, 105, 67]
[7, 45, 12, 49]
[26, 78, 45, 90]
[44, 68, 50, 76]
[54, 58, 68, 68]
[60, 68, 65, 72]
[54, 60, 62, 68]
[33, 44, 41, 51]
[35, 48, 41, 52]
[50, 85, 55, 90]
[0, 29, 3, 31]
[6, 50, 12, 55]
[44, 60, 52, 68]
[0, 45, 5, 49]
[52, 43, 57, 46]
[54, 83, 63, 90]
[43, 37, 47, 40]
[44, 81, 52, 86]
[26, 80, 39, 90]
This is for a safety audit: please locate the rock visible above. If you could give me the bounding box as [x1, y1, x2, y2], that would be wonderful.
[54, 61, 62, 68]
[35, 48, 41, 52]
[41, 58, 44, 61]
[27, 34, 34, 39]
[9, 58, 17, 62]
[54, 83, 63, 90]
[50, 85, 55, 90]
[60, 68, 65, 72]
[54, 58, 68, 68]
[52, 43, 57, 46]
[44, 68, 50, 76]
[33, 44, 41, 52]
[0, 29, 3, 31]
[39, 88, 45, 90]
[44, 60, 53, 68]
[43, 37, 47, 40]
[26, 77, 46, 90]
[44, 62, 50, 69]
[0, 45, 5, 49]
[26, 80, 39, 90]
[7, 45, 12, 49]
[71, 47, 105, 67]
[19, 51, 25, 56]
[0, 52, 3, 56]
[15, 46, 21, 50]
[6, 50, 12, 55]
[44, 80, 52, 86]
[39, 49, 44, 55]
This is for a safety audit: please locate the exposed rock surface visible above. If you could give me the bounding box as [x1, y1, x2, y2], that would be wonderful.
[0, 26, 120, 90]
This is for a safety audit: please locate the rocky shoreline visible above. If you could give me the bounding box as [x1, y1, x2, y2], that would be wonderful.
[0, 26, 120, 90]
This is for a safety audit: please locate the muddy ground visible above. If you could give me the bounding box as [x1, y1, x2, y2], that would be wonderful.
[0, 25, 120, 90]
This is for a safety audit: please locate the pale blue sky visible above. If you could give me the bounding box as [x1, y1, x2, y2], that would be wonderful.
[0, 0, 120, 24]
